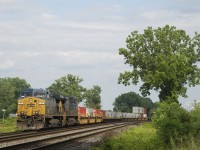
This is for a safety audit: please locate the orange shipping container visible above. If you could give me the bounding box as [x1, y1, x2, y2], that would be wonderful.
[93, 109, 104, 117]
[78, 107, 86, 117]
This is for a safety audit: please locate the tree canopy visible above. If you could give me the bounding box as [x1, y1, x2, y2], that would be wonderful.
[84, 85, 101, 109]
[0, 77, 30, 117]
[47, 74, 102, 106]
[47, 74, 86, 102]
[113, 92, 155, 114]
[119, 25, 200, 103]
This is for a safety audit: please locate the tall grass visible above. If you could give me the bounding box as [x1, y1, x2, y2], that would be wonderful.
[0, 117, 17, 133]
[93, 123, 165, 150]
[170, 134, 200, 150]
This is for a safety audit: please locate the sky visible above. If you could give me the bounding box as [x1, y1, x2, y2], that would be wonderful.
[1, 0, 200, 110]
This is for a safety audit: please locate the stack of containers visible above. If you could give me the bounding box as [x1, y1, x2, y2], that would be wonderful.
[132, 107, 146, 120]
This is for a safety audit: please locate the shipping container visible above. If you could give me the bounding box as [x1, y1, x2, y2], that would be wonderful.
[78, 107, 86, 117]
[86, 108, 94, 117]
[93, 109, 104, 117]
[111, 112, 117, 118]
[116, 112, 122, 118]
[105, 110, 112, 118]
[132, 107, 145, 114]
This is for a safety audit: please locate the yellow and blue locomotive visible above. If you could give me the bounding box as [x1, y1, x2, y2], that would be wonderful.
[16, 89, 78, 130]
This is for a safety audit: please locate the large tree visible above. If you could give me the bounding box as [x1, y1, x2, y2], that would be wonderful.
[47, 74, 86, 102]
[113, 92, 155, 114]
[6, 77, 31, 99]
[84, 85, 101, 109]
[119, 25, 200, 103]
[0, 77, 30, 117]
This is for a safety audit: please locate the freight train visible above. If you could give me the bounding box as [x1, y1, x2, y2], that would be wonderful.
[16, 88, 147, 130]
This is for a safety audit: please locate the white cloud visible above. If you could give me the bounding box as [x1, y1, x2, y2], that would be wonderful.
[0, 57, 14, 69]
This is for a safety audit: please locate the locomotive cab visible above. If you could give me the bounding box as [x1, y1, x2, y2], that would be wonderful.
[17, 89, 46, 130]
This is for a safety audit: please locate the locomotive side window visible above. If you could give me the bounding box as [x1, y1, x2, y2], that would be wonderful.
[70, 100, 77, 110]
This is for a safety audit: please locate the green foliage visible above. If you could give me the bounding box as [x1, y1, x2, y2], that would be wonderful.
[0, 77, 30, 117]
[119, 25, 200, 102]
[47, 74, 86, 102]
[93, 123, 165, 150]
[0, 117, 17, 133]
[113, 92, 155, 114]
[84, 85, 102, 109]
[6, 77, 31, 99]
[152, 102, 191, 144]
[190, 101, 200, 137]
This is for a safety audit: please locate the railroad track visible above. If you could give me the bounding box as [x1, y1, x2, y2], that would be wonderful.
[0, 122, 134, 150]
[0, 122, 113, 141]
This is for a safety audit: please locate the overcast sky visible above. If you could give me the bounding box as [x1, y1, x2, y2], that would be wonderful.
[1, 0, 200, 110]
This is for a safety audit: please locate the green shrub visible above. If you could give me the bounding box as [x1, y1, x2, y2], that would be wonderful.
[152, 102, 191, 144]
[190, 102, 200, 137]
[93, 123, 165, 150]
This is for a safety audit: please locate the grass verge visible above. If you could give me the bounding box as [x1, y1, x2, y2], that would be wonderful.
[0, 117, 17, 133]
[93, 123, 165, 150]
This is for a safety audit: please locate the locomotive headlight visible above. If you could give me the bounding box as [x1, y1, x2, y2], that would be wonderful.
[21, 111, 26, 115]
[18, 102, 23, 105]
[34, 111, 39, 115]
[39, 102, 45, 105]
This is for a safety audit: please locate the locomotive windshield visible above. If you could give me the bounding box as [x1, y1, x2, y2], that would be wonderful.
[20, 89, 46, 98]
[20, 90, 32, 97]
[33, 89, 46, 98]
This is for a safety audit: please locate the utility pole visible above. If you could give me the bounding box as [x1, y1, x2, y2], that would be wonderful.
[2, 109, 6, 123]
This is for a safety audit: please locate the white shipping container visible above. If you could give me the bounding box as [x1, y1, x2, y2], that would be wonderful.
[132, 107, 140, 113]
[86, 108, 94, 117]
[116, 112, 122, 118]
[135, 113, 141, 119]
[126, 113, 131, 118]
[133, 107, 145, 114]
[105, 110, 112, 118]
[111, 112, 117, 118]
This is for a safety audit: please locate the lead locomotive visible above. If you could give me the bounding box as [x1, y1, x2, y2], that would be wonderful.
[16, 89, 78, 130]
